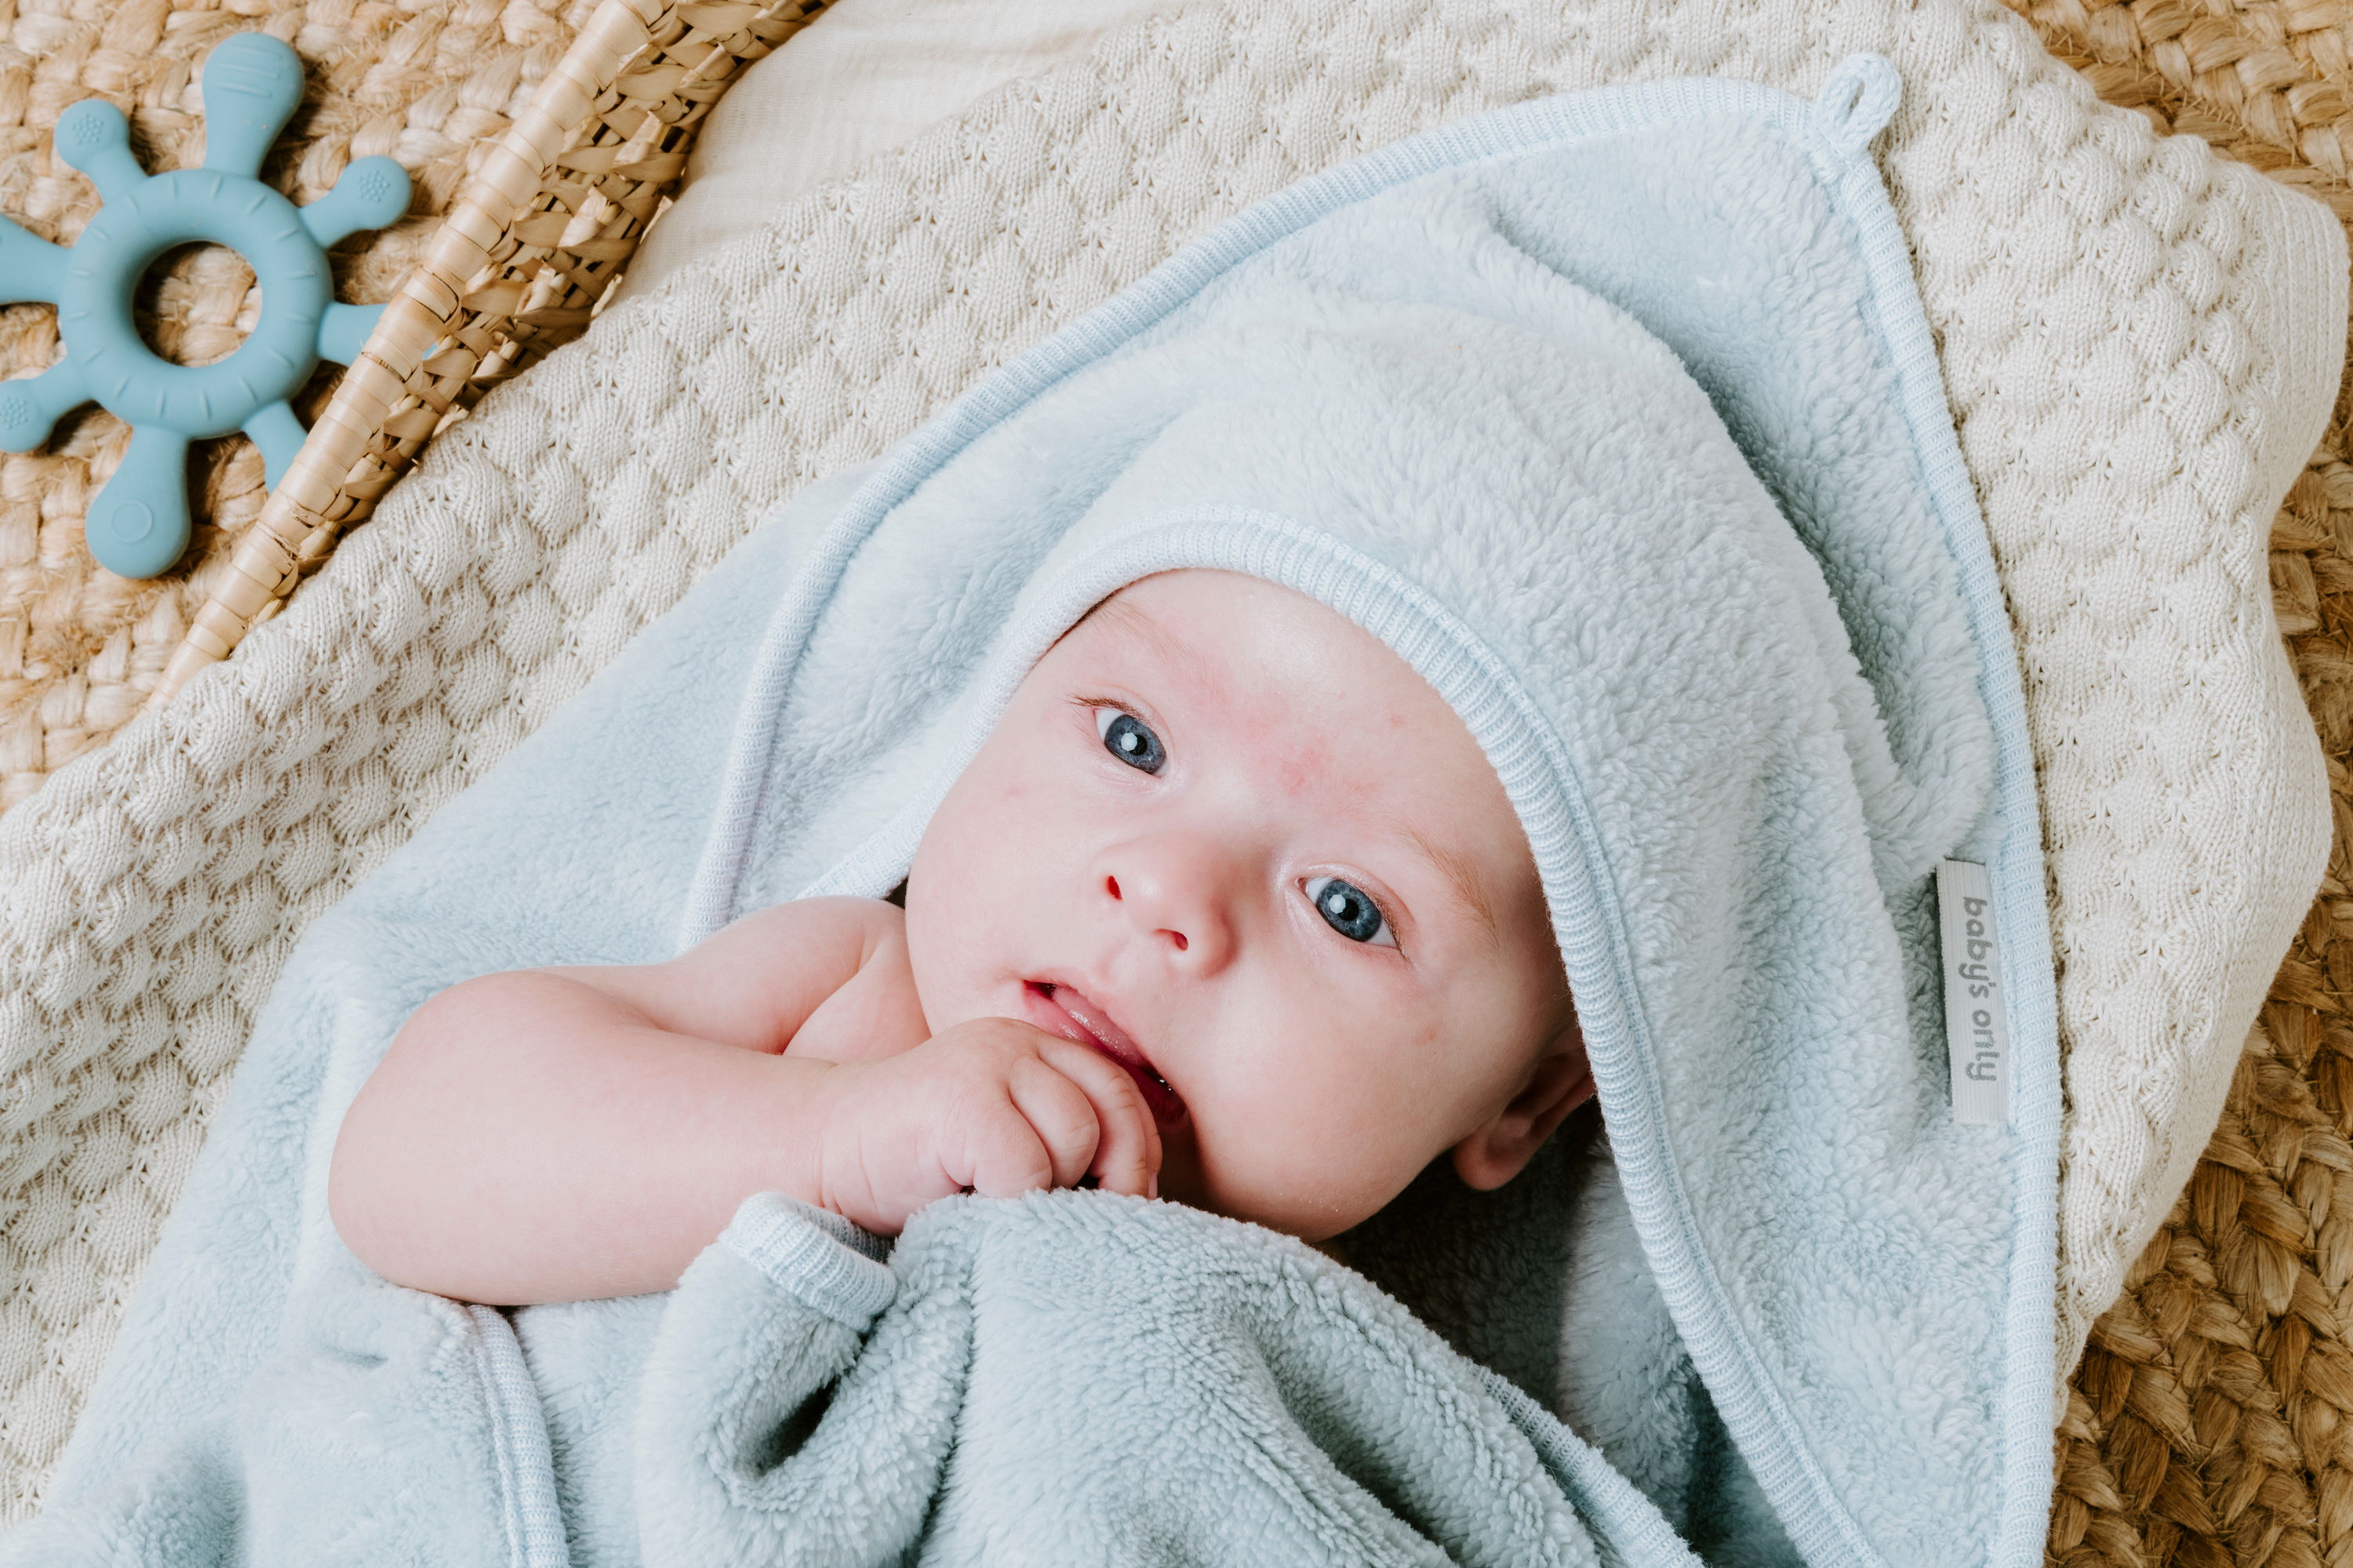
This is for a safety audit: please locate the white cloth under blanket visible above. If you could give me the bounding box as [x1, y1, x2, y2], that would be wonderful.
[616, 0, 1176, 307]
[0, 0, 2337, 1523]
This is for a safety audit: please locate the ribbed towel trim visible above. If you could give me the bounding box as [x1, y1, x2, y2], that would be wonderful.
[721, 1192, 898, 1329]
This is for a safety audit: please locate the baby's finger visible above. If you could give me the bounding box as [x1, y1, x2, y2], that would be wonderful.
[958, 1090, 1057, 1199]
[1034, 1039, 1160, 1199]
[1004, 1054, 1101, 1191]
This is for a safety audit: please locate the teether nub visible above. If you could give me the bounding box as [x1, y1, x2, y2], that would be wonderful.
[0, 31, 411, 579]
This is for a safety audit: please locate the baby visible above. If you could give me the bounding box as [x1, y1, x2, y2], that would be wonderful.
[329, 568, 1593, 1305]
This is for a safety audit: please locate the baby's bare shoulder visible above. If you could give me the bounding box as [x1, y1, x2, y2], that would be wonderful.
[704, 895, 911, 998]
[666, 896, 903, 993]
[623, 896, 915, 1057]
[719, 894, 904, 955]
[776, 898, 926, 1063]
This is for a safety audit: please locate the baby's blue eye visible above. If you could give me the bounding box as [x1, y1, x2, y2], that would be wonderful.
[1096, 708, 1165, 773]
[1305, 875, 1395, 948]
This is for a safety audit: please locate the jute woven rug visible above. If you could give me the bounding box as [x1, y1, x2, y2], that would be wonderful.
[2, 0, 2349, 1560]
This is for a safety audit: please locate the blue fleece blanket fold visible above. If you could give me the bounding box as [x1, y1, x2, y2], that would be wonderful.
[635, 1189, 1689, 1568]
[6, 54, 2057, 1568]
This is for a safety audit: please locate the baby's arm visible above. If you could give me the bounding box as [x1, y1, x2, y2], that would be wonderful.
[329, 898, 1158, 1305]
[329, 899, 910, 1305]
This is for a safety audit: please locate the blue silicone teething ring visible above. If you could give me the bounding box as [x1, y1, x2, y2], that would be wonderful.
[0, 32, 409, 578]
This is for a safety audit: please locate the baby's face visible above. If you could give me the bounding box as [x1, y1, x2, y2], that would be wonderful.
[904, 569, 1588, 1241]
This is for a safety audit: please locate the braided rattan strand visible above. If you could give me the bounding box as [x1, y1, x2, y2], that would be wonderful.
[2000, 3, 2353, 1562]
[144, 0, 826, 707]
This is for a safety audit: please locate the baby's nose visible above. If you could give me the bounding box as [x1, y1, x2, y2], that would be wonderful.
[1103, 875, 1187, 950]
[1098, 852, 1235, 970]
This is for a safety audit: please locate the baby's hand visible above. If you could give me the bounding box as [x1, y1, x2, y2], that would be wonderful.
[813, 1017, 1162, 1235]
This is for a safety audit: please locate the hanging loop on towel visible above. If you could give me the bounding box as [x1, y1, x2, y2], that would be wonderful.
[1814, 54, 1901, 153]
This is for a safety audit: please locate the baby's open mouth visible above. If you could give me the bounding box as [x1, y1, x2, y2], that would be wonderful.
[1023, 980, 1188, 1129]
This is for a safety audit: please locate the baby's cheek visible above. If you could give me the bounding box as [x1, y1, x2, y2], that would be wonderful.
[1196, 1078, 1422, 1239]
[900, 908, 1022, 1042]
[903, 853, 993, 1028]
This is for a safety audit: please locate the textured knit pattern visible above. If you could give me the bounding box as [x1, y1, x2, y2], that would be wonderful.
[0, 0, 2337, 1525]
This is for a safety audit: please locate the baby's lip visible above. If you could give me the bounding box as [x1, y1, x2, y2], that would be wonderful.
[1022, 980, 1188, 1129]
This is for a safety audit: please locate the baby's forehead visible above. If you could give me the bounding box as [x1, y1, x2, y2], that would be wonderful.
[1066, 582, 1201, 668]
[1071, 569, 1363, 675]
[1067, 573, 1391, 735]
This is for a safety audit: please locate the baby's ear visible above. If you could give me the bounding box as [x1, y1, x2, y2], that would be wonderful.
[1449, 1027, 1595, 1191]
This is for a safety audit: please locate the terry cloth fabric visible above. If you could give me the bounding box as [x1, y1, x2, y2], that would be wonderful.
[5, 57, 2053, 1568]
[635, 1188, 1695, 1568]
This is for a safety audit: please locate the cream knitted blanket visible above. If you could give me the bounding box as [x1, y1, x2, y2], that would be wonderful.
[0, 0, 2340, 1522]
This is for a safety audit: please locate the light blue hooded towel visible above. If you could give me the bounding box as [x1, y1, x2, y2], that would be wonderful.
[8, 55, 2057, 1568]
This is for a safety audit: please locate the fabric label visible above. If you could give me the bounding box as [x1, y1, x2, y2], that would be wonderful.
[1936, 859, 2009, 1126]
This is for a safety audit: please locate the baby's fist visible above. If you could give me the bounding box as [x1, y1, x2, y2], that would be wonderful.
[813, 1016, 1162, 1234]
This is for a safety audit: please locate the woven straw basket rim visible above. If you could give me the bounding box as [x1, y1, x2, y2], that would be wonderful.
[140, 0, 829, 702]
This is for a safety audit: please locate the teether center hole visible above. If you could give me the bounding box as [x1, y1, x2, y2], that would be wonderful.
[133, 242, 258, 367]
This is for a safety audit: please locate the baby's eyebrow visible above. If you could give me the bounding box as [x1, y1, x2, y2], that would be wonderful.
[1092, 593, 1193, 668]
[1404, 828, 1500, 948]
